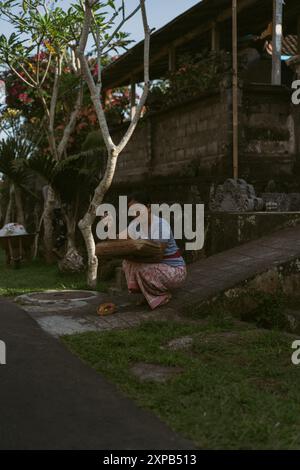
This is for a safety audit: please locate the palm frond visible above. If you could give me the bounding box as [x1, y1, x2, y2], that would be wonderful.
[0, 137, 30, 185]
[26, 153, 58, 185]
[26, 151, 102, 204]
[0, 139, 38, 200]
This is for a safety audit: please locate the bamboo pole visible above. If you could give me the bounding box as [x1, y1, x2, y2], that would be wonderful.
[232, 0, 239, 180]
[297, 16, 300, 55]
[168, 45, 176, 72]
[130, 79, 136, 121]
[272, 0, 283, 85]
[211, 22, 220, 51]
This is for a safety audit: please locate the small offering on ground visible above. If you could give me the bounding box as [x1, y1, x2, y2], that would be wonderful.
[97, 302, 117, 316]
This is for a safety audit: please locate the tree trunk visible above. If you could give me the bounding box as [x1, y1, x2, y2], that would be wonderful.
[79, 150, 118, 288]
[79, 211, 98, 288]
[14, 185, 25, 226]
[58, 208, 84, 273]
[64, 209, 78, 252]
[33, 205, 43, 259]
[43, 185, 56, 263]
[76, 1, 150, 289]
[5, 184, 15, 224]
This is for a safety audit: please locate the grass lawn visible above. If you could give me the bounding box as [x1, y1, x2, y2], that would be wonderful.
[0, 251, 106, 296]
[63, 314, 300, 449]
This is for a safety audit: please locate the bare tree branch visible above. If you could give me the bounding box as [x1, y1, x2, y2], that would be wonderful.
[47, 55, 62, 159]
[116, 0, 150, 153]
[36, 38, 44, 84]
[77, 0, 151, 157]
[8, 62, 36, 89]
[76, 2, 116, 152]
[100, 5, 141, 54]
[57, 83, 83, 159]
[40, 53, 53, 86]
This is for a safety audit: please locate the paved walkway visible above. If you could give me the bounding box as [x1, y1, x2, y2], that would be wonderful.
[0, 298, 192, 450]
[16, 289, 165, 336]
[174, 224, 300, 310]
[14, 224, 300, 337]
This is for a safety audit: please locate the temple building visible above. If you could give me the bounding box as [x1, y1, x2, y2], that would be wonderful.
[101, 0, 300, 203]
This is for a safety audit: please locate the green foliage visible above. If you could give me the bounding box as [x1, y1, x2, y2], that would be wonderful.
[82, 130, 105, 151]
[183, 289, 290, 332]
[26, 150, 102, 203]
[0, 0, 133, 161]
[0, 0, 131, 68]
[0, 1, 83, 58]
[0, 133, 37, 198]
[244, 291, 289, 331]
[147, 51, 231, 112]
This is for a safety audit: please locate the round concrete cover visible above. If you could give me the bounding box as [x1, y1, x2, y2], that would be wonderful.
[26, 291, 97, 301]
[16, 290, 98, 305]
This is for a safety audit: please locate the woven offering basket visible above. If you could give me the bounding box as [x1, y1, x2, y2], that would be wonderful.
[95, 239, 164, 262]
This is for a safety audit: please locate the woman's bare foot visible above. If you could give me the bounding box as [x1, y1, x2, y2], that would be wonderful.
[156, 293, 172, 308]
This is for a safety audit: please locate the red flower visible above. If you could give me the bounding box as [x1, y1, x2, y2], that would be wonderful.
[18, 93, 33, 104]
[35, 51, 47, 61]
[93, 64, 98, 77]
[10, 86, 19, 96]
[76, 122, 88, 131]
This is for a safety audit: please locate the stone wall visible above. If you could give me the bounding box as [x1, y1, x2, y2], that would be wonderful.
[207, 211, 300, 256]
[108, 82, 300, 204]
[239, 84, 297, 181]
[151, 92, 226, 177]
[112, 90, 226, 184]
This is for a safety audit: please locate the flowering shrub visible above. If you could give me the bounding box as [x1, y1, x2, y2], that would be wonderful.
[147, 51, 231, 112]
[2, 53, 131, 155]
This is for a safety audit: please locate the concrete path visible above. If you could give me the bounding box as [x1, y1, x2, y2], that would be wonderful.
[16, 288, 166, 336]
[13, 224, 300, 337]
[175, 224, 300, 310]
[0, 298, 192, 450]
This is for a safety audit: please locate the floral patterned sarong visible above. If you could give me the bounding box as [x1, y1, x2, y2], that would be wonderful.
[122, 260, 187, 310]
